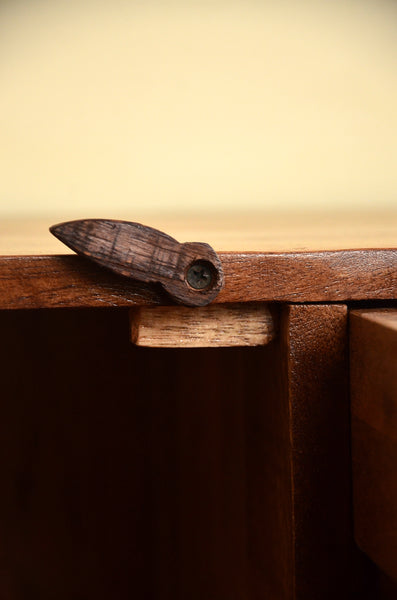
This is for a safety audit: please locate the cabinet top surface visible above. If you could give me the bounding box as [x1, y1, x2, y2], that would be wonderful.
[2, 210, 397, 255]
[2, 210, 397, 309]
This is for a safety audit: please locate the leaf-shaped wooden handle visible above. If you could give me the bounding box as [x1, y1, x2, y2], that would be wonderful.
[50, 219, 224, 306]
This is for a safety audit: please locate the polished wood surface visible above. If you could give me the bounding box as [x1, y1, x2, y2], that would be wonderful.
[351, 309, 397, 581]
[281, 304, 367, 598]
[1, 211, 394, 597]
[130, 303, 275, 347]
[2, 248, 397, 309]
[247, 303, 357, 599]
[2, 211, 397, 309]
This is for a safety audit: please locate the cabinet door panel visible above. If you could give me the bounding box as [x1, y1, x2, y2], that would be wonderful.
[0, 305, 365, 599]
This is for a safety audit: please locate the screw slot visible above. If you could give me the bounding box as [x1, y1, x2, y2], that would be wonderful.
[186, 260, 214, 291]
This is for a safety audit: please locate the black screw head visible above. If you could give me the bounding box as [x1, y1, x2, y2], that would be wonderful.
[186, 261, 214, 290]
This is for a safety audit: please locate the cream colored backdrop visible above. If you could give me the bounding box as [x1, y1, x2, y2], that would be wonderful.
[1, 0, 396, 218]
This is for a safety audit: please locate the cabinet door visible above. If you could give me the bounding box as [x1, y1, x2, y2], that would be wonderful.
[0, 305, 370, 599]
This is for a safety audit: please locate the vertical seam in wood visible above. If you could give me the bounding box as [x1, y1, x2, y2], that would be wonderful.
[284, 305, 297, 600]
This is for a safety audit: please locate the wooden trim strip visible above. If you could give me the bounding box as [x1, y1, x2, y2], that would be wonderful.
[130, 303, 275, 348]
[1, 249, 397, 309]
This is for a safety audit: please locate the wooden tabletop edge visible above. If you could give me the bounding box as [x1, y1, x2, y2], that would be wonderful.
[1, 249, 397, 309]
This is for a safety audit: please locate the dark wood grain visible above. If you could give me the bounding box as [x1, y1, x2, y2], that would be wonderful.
[0, 308, 254, 599]
[351, 309, 397, 583]
[280, 304, 363, 599]
[50, 219, 224, 306]
[2, 248, 397, 308]
[0, 255, 165, 309]
[0, 304, 368, 599]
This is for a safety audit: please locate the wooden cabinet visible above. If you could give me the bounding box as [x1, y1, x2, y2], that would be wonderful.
[1, 213, 397, 599]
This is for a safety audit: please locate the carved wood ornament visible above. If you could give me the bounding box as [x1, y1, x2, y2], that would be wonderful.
[50, 219, 224, 307]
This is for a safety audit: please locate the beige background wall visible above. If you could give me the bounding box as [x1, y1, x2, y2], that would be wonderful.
[1, 0, 396, 218]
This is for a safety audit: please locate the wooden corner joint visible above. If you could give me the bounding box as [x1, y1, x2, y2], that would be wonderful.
[129, 303, 276, 348]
